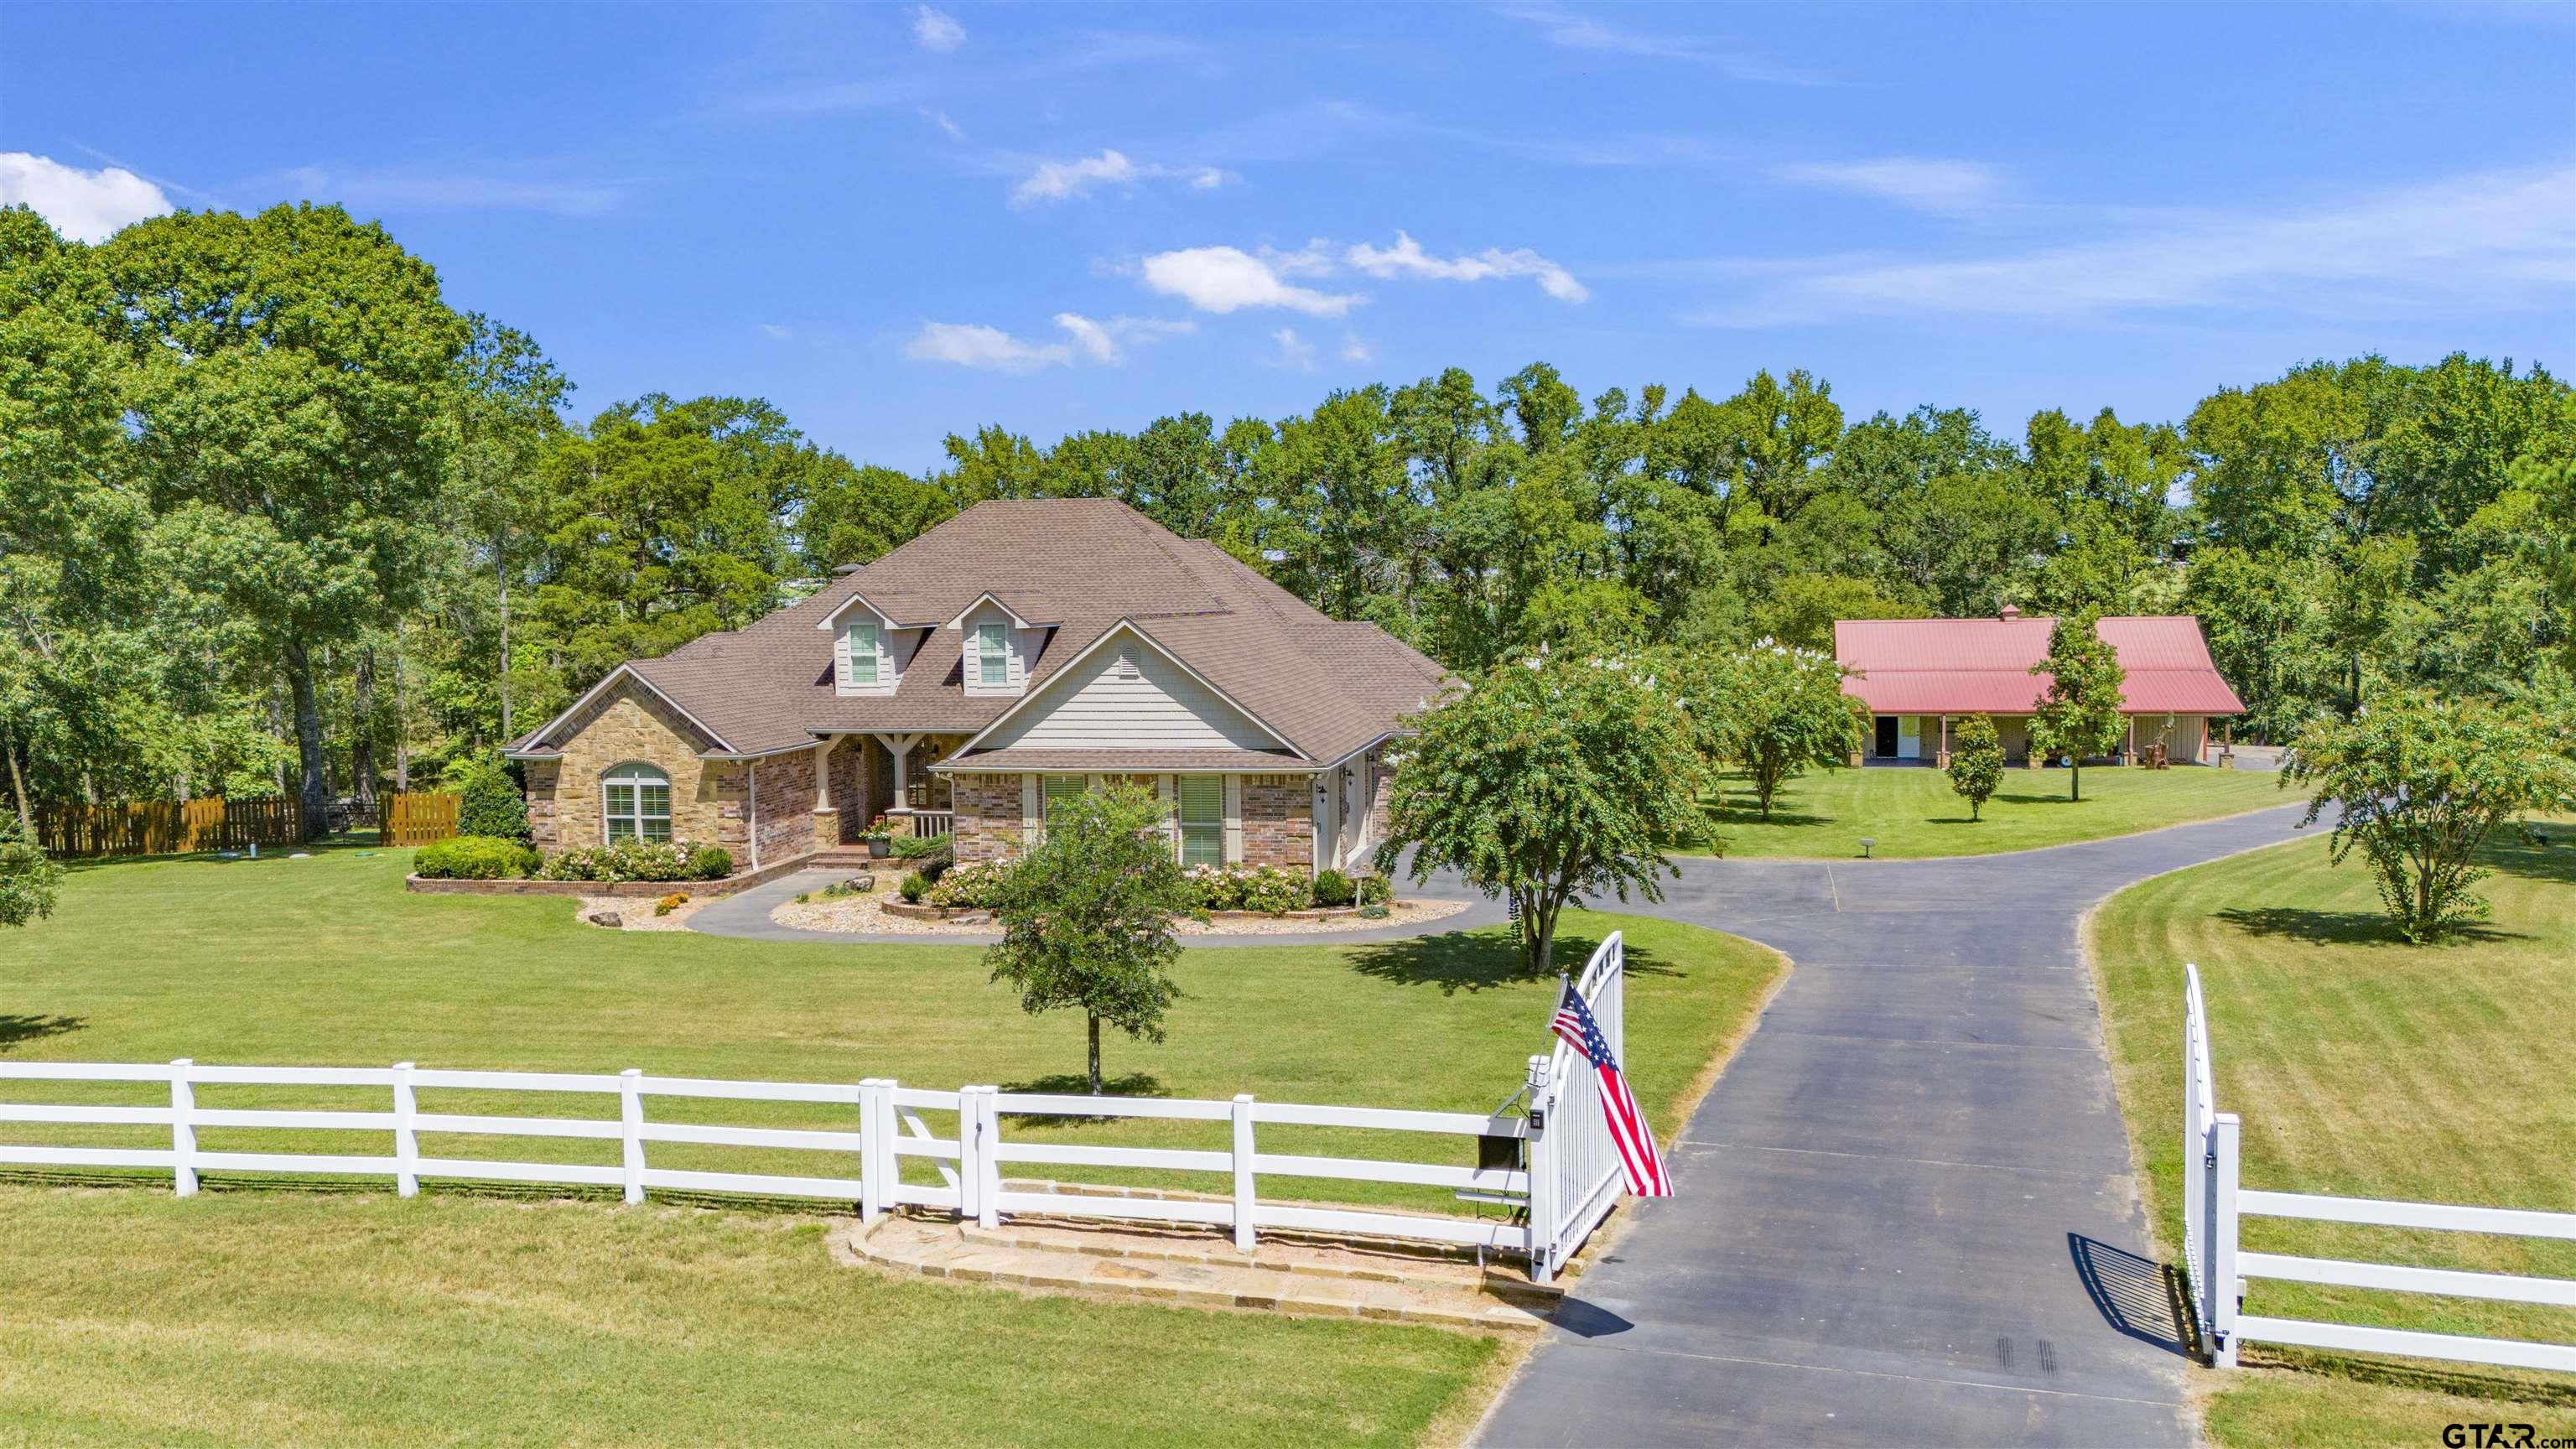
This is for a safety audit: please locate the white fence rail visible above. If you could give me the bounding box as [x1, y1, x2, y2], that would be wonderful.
[2182, 963, 2576, 1374]
[0, 1057, 1542, 1267]
[1524, 931, 1628, 1284]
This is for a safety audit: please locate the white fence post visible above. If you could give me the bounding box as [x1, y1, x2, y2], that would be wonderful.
[976, 1088, 1000, 1230]
[1524, 1053, 1555, 1284]
[956, 1084, 982, 1224]
[1232, 1093, 1257, 1254]
[2210, 1112, 2241, 1367]
[857, 1078, 891, 1223]
[169, 1058, 196, 1197]
[392, 1061, 420, 1197]
[619, 1068, 645, 1205]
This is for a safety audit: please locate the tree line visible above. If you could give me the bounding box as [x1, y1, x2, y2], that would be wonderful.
[4, 200, 2571, 831]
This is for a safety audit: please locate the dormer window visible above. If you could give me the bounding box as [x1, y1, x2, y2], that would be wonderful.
[977, 623, 1008, 687]
[848, 622, 879, 685]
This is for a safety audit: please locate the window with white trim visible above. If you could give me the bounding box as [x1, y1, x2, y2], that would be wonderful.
[977, 622, 1008, 687]
[847, 621, 878, 685]
[1176, 775, 1223, 867]
[601, 763, 672, 843]
[1040, 773, 1087, 823]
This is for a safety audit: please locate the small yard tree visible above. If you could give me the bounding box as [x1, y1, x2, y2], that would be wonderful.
[2283, 691, 2576, 943]
[1714, 641, 1865, 819]
[444, 752, 530, 842]
[0, 808, 62, 927]
[984, 782, 1197, 1093]
[1374, 654, 1706, 978]
[2028, 613, 2127, 801]
[1947, 713, 2003, 821]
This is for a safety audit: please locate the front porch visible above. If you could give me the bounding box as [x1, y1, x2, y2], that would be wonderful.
[805, 732, 969, 851]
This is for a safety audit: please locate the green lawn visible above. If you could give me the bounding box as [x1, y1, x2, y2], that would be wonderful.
[2090, 830, 2576, 1447]
[0, 845, 1783, 1446]
[1692, 761, 2289, 859]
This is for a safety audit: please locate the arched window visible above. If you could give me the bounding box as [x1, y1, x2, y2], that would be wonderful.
[602, 763, 672, 843]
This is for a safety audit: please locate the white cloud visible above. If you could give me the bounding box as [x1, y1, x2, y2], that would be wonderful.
[912, 5, 964, 52]
[922, 109, 965, 138]
[1344, 231, 1589, 303]
[905, 313, 1191, 370]
[1012, 149, 1231, 205]
[1500, 7, 1836, 84]
[0, 152, 170, 242]
[1269, 328, 1317, 370]
[1338, 334, 1374, 364]
[1773, 157, 2004, 213]
[759, 323, 793, 340]
[1690, 165, 2576, 325]
[1140, 246, 1363, 315]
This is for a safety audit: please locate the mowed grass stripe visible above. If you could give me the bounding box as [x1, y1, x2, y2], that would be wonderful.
[1690, 761, 2288, 859]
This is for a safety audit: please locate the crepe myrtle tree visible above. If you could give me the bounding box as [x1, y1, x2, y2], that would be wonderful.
[2283, 691, 2576, 944]
[1375, 652, 1708, 978]
[1713, 639, 1867, 820]
[2028, 612, 2127, 802]
[1947, 712, 2004, 822]
[984, 782, 1201, 1093]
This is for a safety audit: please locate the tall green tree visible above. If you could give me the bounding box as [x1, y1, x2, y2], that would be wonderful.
[1712, 641, 1866, 819]
[1374, 654, 1706, 976]
[2028, 613, 2127, 801]
[449, 314, 571, 745]
[985, 783, 1196, 1093]
[100, 203, 468, 834]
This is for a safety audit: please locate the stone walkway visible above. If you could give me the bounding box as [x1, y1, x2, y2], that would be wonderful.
[1483, 802, 2319, 1448]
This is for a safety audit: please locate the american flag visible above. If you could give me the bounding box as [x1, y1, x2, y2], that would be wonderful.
[1550, 984, 1673, 1197]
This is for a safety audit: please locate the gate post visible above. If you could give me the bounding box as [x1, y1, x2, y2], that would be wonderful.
[2210, 1113, 2242, 1367]
[1524, 1053, 1555, 1284]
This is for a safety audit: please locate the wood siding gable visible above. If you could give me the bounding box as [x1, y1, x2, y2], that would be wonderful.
[980, 631, 1280, 752]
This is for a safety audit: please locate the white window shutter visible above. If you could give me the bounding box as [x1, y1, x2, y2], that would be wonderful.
[1223, 776, 1244, 865]
[1021, 774, 1039, 842]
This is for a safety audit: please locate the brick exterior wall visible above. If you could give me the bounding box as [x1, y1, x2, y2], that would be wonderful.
[949, 772, 1023, 864]
[528, 681, 739, 853]
[1242, 774, 1314, 872]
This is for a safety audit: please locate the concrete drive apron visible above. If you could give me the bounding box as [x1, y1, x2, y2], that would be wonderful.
[1484, 804, 2314, 1448]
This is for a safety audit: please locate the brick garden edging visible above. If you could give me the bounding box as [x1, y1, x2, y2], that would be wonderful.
[404, 849, 825, 901]
[878, 900, 1372, 922]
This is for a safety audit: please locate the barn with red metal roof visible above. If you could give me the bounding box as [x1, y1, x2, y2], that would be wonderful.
[1833, 607, 2246, 766]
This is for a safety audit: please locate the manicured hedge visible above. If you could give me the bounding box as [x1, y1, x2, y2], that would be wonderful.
[414, 836, 542, 880]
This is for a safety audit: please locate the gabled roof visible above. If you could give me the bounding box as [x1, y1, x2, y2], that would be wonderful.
[1834, 615, 2246, 716]
[509, 499, 1452, 761]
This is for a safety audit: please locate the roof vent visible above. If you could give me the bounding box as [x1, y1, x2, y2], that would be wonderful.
[1999, 605, 2022, 621]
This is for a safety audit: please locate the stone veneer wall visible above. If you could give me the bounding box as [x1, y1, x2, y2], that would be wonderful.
[1241, 774, 1314, 872]
[949, 772, 1023, 864]
[527, 680, 739, 854]
[748, 746, 818, 869]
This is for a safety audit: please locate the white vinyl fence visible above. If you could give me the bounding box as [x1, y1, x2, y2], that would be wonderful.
[2183, 963, 2576, 1374]
[1524, 931, 1628, 1284]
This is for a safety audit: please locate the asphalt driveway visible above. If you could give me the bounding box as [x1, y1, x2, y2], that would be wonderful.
[1483, 802, 2318, 1448]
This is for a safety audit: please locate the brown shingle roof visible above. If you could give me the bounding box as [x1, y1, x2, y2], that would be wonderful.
[512, 499, 1452, 761]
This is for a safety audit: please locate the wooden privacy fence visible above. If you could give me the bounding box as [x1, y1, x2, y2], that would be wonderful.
[384, 792, 460, 847]
[34, 797, 302, 858]
[2184, 963, 2576, 1374]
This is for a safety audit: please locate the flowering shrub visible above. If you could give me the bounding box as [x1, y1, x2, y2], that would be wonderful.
[1182, 863, 1313, 915]
[922, 860, 1010, 909]
[652, 891, 689, 917]
[1358, 873, 1393, 906]
[539, 839, 731, 883]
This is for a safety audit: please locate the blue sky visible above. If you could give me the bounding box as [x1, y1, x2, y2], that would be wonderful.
[5, 2, 2573, 470]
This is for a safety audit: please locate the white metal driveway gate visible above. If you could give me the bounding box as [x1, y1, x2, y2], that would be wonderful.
[1524, 930, 1627, 1285]
[2183, 963, 2576, 1373]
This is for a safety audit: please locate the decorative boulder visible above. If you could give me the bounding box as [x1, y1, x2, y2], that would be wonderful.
[587, 910, 624, 929]
[844, 874, 876, 894]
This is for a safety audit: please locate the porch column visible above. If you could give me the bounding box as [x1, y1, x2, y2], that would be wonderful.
[877, 732, 922, 815]
[812, 735, 837, 852]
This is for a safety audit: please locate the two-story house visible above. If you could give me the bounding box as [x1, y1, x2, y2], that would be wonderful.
[504, 498, 1450, 878]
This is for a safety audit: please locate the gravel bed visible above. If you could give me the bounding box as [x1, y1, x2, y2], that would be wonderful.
[577, 892, 714, 932]
[769, 889, 1467, 937]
